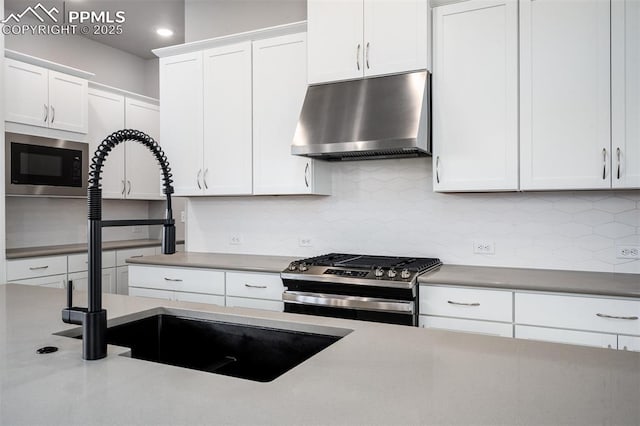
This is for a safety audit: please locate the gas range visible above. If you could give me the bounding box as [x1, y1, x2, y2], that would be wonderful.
[281, 253, 442, 326]
[281, 253, 442, 289]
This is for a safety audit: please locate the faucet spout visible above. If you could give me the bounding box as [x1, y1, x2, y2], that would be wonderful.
[62, 129, 175, 361]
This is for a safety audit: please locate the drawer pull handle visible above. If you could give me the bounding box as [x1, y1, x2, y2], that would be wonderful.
[29, 266, 49, 270]
[245, 284, 267, 289]
[447, 300, 480, 307]
[596, 313, 638, 320]
[164, 278, 183, 282]
[130, 255, 143, 258]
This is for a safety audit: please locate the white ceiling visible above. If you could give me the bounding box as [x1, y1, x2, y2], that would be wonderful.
[5, 0, 185, 59]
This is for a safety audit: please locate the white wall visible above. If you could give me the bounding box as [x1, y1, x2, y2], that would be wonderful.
[4, 11, 157, 98]
[5, 198, 156, 249]
[187, 159, 640, 274]
[184, 0, 306, 42]
[0, 0, 6, 280]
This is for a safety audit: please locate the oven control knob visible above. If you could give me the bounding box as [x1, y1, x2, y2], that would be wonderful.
[288, 263, 298, 271]
[401, 269, 411, 279]
[387, 269, 397, 278]
[374, 267, 384, 278]
[299, 263, 308, 272]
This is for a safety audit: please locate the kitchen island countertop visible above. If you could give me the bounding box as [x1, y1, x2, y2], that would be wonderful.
[1, 284, 639, 425]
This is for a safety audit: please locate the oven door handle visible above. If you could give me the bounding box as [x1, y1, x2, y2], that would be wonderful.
[282, 291, 414, 314]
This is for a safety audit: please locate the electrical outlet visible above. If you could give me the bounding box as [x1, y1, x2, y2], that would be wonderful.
[616, 245, 640, 259]
[180, 211, 186, 223]
[132, 226, 142, 234]
[229, 234, 242, 245]
[299, 237, 313, 247]
[473, 241, 495, 255]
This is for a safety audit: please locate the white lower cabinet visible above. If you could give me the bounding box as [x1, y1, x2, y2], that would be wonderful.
[419, 316, 513, 338]
[116, 266, 129, 295]
[68, 268, 117, 294]
[515, 325, 617, 349]
[9, 274, 67, 289]
[225, 271, 285, 312]
[618, 335, 640, 352]
[226, 296, 284, 312]
[420, 285, 513, 322]
[7, 256, 68, 281]
[129, 287, 172, 300]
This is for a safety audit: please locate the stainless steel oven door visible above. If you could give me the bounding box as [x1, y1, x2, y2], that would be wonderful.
[283, 290, 416, 326]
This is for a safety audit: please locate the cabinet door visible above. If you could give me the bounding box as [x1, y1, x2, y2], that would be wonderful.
[363, 0, 428, 77]
[129, 286, 172, 300]
[116, 266, 129, 295]
[125, 98, 163, 199]
[202, 42, 253, 195]
[618, 335, 640, 352]
[88, 88, 126, 199]
[432, 0, 518, 191]
[515, 325, 617, 350]
[160, 52, 203, 196]
[68, 268, 117, 294]
[307, 0, 364, 83]
[4, 58, 49, 128]
[10, 274, 67, 289]
[253, 33, 315, 195]
[612, 0, 640, 188]
[420, 316, 513, 338]
[520, 0, 611, 190]
[48, 70, 88, 133]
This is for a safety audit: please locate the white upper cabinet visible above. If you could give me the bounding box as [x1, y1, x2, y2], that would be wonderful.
[253, 33, 331, 195]
[88, 88, 126, 198]
[203, 42, 253, 195]
[432, 0, 518, 192]
[612, 0, 640, 189]
[520, 0, 611, 190]
[125, 98, 162, 199]
[4, 58, 88, 134]
[160, 51, 204, 196]
[307, 0, 429, 84]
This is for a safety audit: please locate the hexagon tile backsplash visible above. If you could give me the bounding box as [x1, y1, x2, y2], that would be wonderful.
[188, 158, 640, 274]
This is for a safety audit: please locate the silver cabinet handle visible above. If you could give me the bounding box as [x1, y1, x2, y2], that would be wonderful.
[245, 283, 267, 289]
[29, 265, 49, 270]
[130, 255, 143, 259]
[602, 148, 607, 180]
[164, 277, 183, 282]
[121, 180, 126, 195]
[356, 44, 361, 70]
[43, 104, 48, 122]
[51, 105, 55, 123]
[203, 169, 209, 190]
[596, 313, 638, 320]
[304, 162, 309, 188]
[365, 42, 370, 69]
[435, 156, 440, 184]
[447, 300, 480, 307]
[197, 169, 202, 190]
[616, 147, 621, 180]
[127, 180, 131, 195]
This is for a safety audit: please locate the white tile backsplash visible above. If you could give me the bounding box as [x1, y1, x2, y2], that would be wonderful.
[187, 158, 640, 274]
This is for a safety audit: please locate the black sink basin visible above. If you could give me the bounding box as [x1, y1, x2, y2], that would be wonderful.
[71, 313, 344, 382]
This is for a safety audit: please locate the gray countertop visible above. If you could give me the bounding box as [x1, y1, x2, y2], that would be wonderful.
[1, 284, 639, 425]
[6, 239, 186, 259]
[126, 251, 297, 273]
[419, 264, 640, 298]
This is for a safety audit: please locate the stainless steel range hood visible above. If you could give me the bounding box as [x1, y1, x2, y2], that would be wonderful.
[292, 70, 431, 161]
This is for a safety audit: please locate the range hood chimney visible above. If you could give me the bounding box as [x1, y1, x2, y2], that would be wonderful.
[291, 70, 431, 161]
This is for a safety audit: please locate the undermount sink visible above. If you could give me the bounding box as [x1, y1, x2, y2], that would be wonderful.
[58, 308, 350, 382]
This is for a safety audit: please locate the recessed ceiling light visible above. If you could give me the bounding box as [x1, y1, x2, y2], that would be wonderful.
[156, 28, 174, 37]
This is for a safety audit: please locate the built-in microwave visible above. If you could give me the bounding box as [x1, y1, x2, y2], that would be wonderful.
[5, 132, 88, 197]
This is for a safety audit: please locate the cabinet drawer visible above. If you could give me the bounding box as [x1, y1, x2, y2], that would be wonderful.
[515, 325, 617, 350]
[618, 335, 640, 352]
[419, 315, 513, 338]
[7, 256, 67, 281]
[68, 251, 116, 272]
[129, 287, 173, 300]
[175, 291, 224, 306]
[226, 296, 284, 312]
[10, 274, 67, 288]
[128, 266, 225, 295]
[116, 247, 157, 266]
[420, 285, 513, 322]
[225, 271, 284, 300]
[515, 293, 640, 335]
